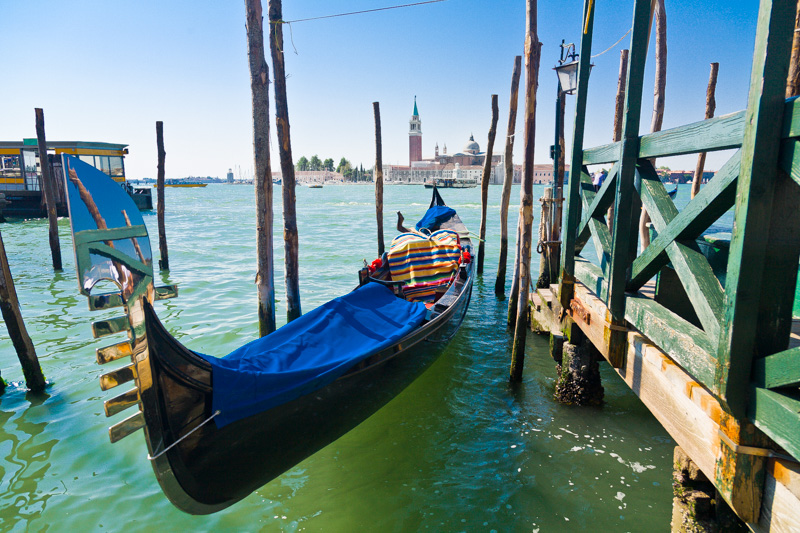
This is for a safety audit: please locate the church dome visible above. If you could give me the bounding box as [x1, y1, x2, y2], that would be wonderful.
[463, 134, 480, 154]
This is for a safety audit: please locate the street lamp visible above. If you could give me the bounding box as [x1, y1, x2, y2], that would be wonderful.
[546, 40, 580, 283]
[554, 40, 580, 94]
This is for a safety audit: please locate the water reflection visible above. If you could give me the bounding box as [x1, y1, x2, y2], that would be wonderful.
[0, 391, 58, 529]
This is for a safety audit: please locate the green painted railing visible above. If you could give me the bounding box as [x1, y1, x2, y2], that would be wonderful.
[559, 0, 800, 461]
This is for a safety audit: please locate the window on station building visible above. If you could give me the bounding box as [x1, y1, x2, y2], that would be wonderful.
[109, 156, 124, 178]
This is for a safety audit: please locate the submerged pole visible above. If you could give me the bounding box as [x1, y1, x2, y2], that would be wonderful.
[35, 108, 62, 271]
[0, 230, 46, 392]
[246, 0, 276, 336]
[691, 63, 719, 199]
[374, 102, 385, 257]
[269, 0, 301, 323]
[477, 94, 499, 276]
[510, 0, 541, 382]
[496, 56, 522, 296]
[156, 121, 169, 271]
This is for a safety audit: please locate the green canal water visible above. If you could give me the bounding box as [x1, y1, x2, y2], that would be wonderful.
[0, 184, 676, 531]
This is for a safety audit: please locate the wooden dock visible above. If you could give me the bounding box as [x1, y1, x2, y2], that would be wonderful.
[531, 0, 800, 529]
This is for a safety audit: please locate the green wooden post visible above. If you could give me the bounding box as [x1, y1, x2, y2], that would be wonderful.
[598, 0, 652, 367]
[716, 0, 796, 417]
[558, 0, 595, 308]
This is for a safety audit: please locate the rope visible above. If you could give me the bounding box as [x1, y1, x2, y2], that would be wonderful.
[283, 0, 447, 24]
[591, 26, 633, 59]
[147, 410, 221, 461]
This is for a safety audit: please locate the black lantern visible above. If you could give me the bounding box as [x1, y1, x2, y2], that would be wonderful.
[554, 40, 580, 94]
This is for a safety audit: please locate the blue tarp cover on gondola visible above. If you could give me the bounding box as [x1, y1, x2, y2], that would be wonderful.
[415, 205, 456, 231]
[200, 283, 428, 427]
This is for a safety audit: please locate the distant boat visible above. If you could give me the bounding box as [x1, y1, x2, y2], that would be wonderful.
[154, 180, 208, 188]
[307, 183, 323, 189]
[424, 178, 477, 189]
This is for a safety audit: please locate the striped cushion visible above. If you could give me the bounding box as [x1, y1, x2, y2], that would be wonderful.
[387, 229, 461, 302]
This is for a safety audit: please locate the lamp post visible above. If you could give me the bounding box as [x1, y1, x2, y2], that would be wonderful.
[548, 40, 579, 281]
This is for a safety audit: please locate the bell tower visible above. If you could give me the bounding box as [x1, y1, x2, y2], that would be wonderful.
[409, 97, 422, 165]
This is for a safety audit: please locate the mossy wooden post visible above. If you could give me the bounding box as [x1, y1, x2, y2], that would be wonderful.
[155, 121, 169, 271]
[35, 108, 61, 271]
[691, 63, 719, 199]
[373, 102, 385, 256]
[638, 0, 666, 251]
[607, 49, 629, 234]
[716, 0, 795, 417]
[0, 231, 46, 392]
[559, 0, 596, 309]
[507, 217, 522, 328]
[496, 56, 521, 295]
[477, 95, 499, 275]
[245, 0, 276, 336]
[269, 0, 301, 323]
[510, 0, 541, 383]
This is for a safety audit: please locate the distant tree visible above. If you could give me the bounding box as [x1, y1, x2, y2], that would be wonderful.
[323, 158, 334, 172]
[296, 156, 309, 171]
[336, 157, 350, 174]
[309, 155, 321, 171]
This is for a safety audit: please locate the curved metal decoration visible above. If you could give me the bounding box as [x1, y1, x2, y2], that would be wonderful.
[63, 154, 156, 439]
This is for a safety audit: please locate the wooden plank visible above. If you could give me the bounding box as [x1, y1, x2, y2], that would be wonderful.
[778, 138, 800, 187]
[624, 295, 716, 389]
[574, 257, 608, 301]
[638, 110, 745, 159]
[749, 387, 800, 468]
[753, 346, 800, 389]
[576, 163, 618, 256]
[757, 467, 800, 533]
[582, 141, 620, 165]
[716, 0, 796, 416]
[628, 153, 740, 289]
[558, 0, 595, 307]
[638, 164, 724, 344]
[780, 94, 800, 138]
[575, 167, 612, 266]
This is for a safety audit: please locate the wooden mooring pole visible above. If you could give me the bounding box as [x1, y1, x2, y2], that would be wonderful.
[156, 121, 169, 271]
[477, 94, 499, 276]
[0, 230, 46, 392]
[691, 63, 719, 199]
[35, 108, 62, 271]
[607, 49, 628, 234]
[510, 0, 541, 383]
[638, 0, 666, 251]
[787, 0, 800, 98]
[373, 102, 385, 257]
[269, 0, 301, 323]
[245, 0, 276, 336]
[496, 56, 522, 296]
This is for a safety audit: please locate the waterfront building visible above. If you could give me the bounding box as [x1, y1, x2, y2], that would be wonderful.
[227, 168, 234, 183]
[382, 99, 568, 185]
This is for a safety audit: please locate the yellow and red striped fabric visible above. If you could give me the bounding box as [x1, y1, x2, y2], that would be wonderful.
[387, 229, 461, 302]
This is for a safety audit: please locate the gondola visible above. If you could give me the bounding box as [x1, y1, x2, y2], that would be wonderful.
[62, 154, 474, 514]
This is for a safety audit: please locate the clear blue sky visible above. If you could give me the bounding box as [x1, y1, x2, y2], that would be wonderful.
[2, 0, 757, 179]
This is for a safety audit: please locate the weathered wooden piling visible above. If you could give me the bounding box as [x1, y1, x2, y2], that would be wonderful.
[554, 340, 604, 405]
[269, 0, 301, 322]
[477, 94, 499, 276]
[638, 0, 666, 251]
[156, 121, 169, 271]
[509, 0, 541, 383]
[607, 49, 628, 234]
[536, 187, 553, 286]
[787, 0, 800, 98]
[507, 218, 522, 328]
[0, 230, 46, 392]
[245, 0, 276, 336]
[691, 63, 719, 199]
[373, 102, 385, 256]
[35, 108, 62, 271]
[496, 56, 522, 296]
